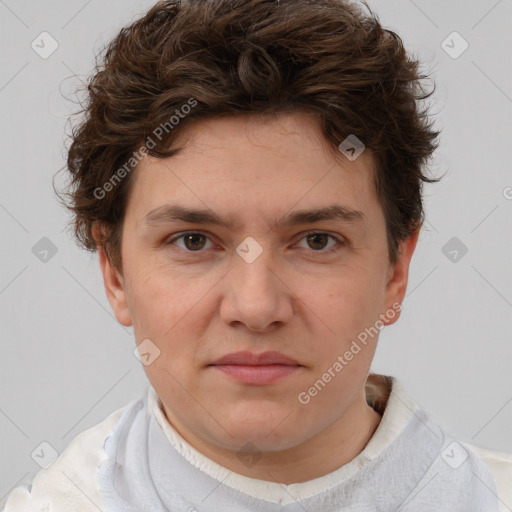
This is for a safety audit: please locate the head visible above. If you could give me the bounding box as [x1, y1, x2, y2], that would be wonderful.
[57, 0, 440, 457]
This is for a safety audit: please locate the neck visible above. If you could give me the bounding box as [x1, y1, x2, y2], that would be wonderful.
[162, 391, 383, 484]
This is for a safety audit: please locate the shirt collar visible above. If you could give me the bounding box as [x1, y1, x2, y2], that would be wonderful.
[147, 373, 420, 502]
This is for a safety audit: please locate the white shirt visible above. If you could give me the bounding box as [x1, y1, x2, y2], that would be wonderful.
[3, 375, 511, 511]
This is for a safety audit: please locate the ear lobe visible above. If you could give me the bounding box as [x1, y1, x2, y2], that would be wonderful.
[381, 228, 420, 326]
[93, 224, 133, 327]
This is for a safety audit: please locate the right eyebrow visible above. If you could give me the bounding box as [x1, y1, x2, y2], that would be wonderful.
[143, 205, 236, 229]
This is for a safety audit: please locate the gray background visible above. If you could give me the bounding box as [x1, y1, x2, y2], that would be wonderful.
[1, 0, 511, 505]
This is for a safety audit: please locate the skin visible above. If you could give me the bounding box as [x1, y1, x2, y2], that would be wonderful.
[94, 111, 419, 484]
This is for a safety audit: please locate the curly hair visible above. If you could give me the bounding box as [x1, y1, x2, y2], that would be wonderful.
[56, 0, 442, 273]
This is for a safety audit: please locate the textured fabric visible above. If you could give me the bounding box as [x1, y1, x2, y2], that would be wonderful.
[2, 376, 510, 512]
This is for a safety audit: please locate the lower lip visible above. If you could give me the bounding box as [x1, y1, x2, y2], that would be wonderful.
[210, 364, 301, 385]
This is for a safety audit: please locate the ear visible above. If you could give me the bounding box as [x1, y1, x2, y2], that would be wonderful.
[92, 224, 132, 327]
[381, 227, 420, 326]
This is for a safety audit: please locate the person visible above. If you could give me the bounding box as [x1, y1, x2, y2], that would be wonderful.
[3, 0, 511, 510]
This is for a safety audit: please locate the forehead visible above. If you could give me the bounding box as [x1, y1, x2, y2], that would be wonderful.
[160, 111, 370, 174]
[126, 112, 380, 225]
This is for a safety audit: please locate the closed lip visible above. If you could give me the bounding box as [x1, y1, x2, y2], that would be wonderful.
[209, 350, 302, 366]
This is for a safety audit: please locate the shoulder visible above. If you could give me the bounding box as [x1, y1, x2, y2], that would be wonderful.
[1, 397, 143, 512]
[463, 441, 512, 512]
[374, 376, 511, 510]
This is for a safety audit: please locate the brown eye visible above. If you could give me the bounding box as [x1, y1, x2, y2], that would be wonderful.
[168, 232, 213, 252]
[183, 233, 207, 250]
[296, 232, 343, 253]
[306, 233, 330, 250]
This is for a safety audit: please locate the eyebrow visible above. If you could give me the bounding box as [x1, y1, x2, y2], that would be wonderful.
[143, 203, 366, 230]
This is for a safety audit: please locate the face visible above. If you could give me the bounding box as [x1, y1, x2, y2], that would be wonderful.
[97, 112, 418, 456]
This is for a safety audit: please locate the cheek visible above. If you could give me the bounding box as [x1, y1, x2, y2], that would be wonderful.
[124, 254, 194, 332]
[298, 269, 384, 338]
[128, 273, 204, 392]
[125, 261, 220, 365]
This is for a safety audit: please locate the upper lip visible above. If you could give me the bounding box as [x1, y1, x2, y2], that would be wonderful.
[209, 351, 302, 366]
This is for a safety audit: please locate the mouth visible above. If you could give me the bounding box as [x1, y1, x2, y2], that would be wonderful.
[208, 351, 304, 385]
[209, 363, 302, 385]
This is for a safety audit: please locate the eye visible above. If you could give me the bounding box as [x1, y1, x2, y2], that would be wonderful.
[167, 232, 214, 251]
[296, 231, 344, 253]
[166, 231, 345, 254]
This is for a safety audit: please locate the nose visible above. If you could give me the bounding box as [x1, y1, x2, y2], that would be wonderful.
[219, 244, 294, 333]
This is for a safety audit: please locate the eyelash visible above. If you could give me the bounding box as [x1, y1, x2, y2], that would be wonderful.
[166, 230, 345, 255]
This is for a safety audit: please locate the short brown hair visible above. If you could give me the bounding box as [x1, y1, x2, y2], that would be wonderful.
[56, 0, 441, 273]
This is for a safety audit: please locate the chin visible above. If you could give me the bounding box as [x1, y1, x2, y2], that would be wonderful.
[214, 410, 306, 449]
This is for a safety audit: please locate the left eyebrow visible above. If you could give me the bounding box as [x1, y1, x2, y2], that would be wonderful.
[273, 204, 366, 230]
[142, 203, 367, 230]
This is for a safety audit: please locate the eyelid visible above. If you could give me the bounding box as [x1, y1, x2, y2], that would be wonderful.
[300, 230, 345, 243]
[297, 230, 346, 253]
[166, 230, 216, 248]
